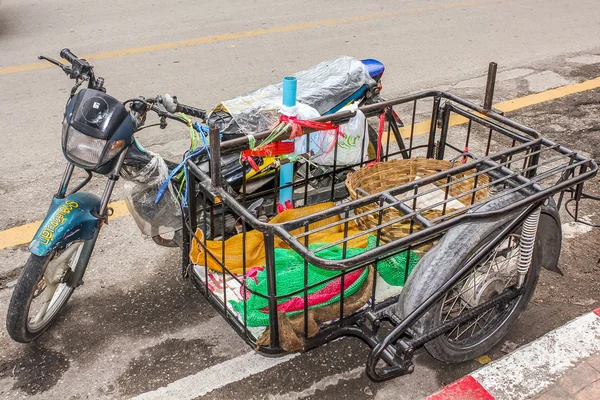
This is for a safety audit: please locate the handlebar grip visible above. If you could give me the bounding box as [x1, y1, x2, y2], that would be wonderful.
[176, 103, 206, 120]
[60, 48, 79, 65]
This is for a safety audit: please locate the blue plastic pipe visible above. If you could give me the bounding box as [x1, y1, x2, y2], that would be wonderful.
[279, 76, 296, 208]
[282, 76, 297, 107]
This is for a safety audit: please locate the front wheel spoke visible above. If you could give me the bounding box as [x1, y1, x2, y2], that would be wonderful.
[31, 301, 51, 325]
[27, 243, 83, 329]
[31, 280, 59, 324]
[33, 279, 47, 298]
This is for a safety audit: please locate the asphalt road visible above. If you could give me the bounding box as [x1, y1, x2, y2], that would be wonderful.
[1, 0, 600, 399]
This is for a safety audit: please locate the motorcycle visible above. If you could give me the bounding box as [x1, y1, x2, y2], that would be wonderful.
[6, 49, 391, 342]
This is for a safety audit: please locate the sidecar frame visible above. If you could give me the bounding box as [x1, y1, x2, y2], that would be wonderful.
[181, 65, 597, 381]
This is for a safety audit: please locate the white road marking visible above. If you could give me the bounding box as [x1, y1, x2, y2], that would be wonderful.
[472, 312, 600, 400]
[271, 367, 363, 400]
[131, 351, 299, 400]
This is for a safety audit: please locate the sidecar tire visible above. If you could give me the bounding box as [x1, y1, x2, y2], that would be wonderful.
[396, 215, 546, 363]
[6, 253, 75, 343]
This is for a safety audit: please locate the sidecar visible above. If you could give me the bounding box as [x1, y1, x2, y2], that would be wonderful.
[181, 64, 597, 381]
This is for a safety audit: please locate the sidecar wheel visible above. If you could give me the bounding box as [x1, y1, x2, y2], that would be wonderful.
[397, 212, 548, 363]
[6, 242, 84, 343]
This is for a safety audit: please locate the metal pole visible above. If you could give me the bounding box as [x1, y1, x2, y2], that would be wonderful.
[208, 124, 222, 187]
[483, 62, 498, 112]
[436, 104, 451, 160]
[264, 232, 280, 348]
[426, 96, 441, 158]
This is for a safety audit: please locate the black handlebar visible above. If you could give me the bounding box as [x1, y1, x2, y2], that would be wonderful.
[60, 48, 79, 65]
[176, 103, 206, 120]
[150, 104, 189, 125]
[40, 48, 105, 91]
[153, 94, 206, 121]
[45, 48, 205, 125]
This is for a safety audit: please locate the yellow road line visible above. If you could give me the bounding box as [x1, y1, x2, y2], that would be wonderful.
[397, 75, 600, 139]
[109, 200, 132, 219]
[1, 77, 599, 250]
[495, 76, 600, 113]
[0, 0, 502, 76]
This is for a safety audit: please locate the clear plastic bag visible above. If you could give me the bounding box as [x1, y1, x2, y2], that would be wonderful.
[208, 56, 373, 136]
[121, 150, 182, 237]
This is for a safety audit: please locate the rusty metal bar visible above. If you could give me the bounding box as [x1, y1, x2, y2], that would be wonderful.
[208, 124, 222, 187]
[483, 62, 498, 112]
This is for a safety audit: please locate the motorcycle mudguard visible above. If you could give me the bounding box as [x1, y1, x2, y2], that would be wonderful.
[540, 197, 563, 275]
[29, 192, 101, 256]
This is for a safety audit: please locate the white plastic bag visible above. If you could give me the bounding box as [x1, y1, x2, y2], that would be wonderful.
[291, 103, 325, 157]
[312, 104, 369, 166]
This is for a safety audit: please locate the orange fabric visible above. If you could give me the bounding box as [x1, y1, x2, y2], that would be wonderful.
[189, 202, 369, 274]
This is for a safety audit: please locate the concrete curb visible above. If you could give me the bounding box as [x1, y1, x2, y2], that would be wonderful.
[426, 308, 600, 400]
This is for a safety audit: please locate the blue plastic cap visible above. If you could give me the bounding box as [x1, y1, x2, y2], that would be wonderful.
[282, 76, 297, 107]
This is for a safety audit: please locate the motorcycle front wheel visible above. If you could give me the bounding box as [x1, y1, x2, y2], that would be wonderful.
[6, 241, 86, 343]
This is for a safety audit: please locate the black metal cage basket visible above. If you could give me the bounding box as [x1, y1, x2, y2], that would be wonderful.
[181, 79, 597, 380]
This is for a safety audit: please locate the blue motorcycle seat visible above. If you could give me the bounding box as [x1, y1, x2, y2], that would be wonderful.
[361, 59, 385, 79]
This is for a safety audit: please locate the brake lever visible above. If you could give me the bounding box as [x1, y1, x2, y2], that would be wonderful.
[38, 55, 72, 75]
[151, 102, 189, 127]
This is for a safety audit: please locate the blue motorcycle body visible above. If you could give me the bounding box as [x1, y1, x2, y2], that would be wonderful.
[29, 192, 101, 256]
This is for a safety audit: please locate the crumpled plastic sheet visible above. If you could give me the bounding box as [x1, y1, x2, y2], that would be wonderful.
[122, 150, 182, 237]
[208, 56, 374, 136]
[122, 149, 169, 186]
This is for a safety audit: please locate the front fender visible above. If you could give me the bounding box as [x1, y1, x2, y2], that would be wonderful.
[29, 192, 101, 256]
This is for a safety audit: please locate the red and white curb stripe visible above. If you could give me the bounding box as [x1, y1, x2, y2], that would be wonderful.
[427, 308, 600, 400]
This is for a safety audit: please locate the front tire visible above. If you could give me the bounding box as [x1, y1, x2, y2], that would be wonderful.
[6, 242, 84, 343]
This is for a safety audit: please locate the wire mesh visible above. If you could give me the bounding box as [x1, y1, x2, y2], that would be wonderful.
[184, 91, 597, 352]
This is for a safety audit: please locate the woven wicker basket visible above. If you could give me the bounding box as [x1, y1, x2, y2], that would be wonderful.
[345, 158, 489, 254]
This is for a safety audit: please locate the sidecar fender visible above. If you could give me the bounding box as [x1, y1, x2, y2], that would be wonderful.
[29, 193, 102, 256]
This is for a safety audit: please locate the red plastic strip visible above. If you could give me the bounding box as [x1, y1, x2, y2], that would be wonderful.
[242, 141, 295, 157]
[279, 115, 343, 140]
[377, 110, 385, 163]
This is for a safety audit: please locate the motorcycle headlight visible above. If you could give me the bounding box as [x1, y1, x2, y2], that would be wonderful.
[62, 124, 125, 168]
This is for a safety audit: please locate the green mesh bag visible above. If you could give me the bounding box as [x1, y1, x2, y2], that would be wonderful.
[371, 235, 420, 286]
[230, 235, 419, 327]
